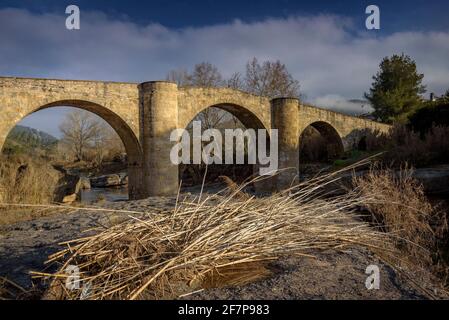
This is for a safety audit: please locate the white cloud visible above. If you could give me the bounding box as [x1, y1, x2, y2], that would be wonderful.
[1, 8, 448, 115]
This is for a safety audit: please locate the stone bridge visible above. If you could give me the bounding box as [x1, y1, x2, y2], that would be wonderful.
[0, 77, 390, 199]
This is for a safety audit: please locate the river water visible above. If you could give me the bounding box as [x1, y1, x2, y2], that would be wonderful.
[79, 186, 129, 204]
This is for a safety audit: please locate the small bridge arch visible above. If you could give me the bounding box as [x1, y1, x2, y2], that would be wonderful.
[299, 120, 345, 161]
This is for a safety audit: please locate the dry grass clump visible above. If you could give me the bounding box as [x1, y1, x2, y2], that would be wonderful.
[0, 155, 59, 204]
[35, 170, 391, 300]
[353, 164, 448, 280]
[0, 155, 61, 225]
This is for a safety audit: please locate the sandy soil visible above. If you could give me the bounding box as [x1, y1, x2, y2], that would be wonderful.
[0, 191, 441, 300]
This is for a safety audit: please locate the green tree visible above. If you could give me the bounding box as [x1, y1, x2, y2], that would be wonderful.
[365, 54, 426, 123]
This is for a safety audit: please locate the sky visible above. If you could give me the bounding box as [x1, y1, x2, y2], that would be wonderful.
[1, 0, 449, 137]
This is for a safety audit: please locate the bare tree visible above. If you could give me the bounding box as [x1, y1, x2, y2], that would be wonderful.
[168, 63, 227, 130]
[166, 68, 190, 86]
[168, 59, 301, 129]
[59, 110, 102, 162]
[91, 124, 109, 166]
[244, 57, 300, 99]
[189, 62, 224, 87]
[226, 72, 244, 91]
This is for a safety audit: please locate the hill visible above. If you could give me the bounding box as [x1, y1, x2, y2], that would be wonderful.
[2, 125, 59, 155]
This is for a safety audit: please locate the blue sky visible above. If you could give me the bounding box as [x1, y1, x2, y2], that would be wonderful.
[1, 0, 449, 136]
[2, 0, 449, 32]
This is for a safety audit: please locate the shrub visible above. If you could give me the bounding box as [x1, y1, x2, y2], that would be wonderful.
[361, 129, 390, 152]
[363, 124, 449, 167]
[409, 102, 449, 135]
[354, 164, 448, 281]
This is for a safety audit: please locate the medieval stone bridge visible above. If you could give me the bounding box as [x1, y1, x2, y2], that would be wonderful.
[0, 77, 389, 199]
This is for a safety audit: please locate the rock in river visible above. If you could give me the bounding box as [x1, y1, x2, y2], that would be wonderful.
[90, 174, 123, 188]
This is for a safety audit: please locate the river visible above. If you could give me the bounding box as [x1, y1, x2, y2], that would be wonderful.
[79, 186, 129, 204]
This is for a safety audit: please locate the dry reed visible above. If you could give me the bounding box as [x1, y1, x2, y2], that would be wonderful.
[0, 156, 61, 225]
[28, 163, 397, 300]
[353, 164, 449, 291]
[0, 156, 59, 205]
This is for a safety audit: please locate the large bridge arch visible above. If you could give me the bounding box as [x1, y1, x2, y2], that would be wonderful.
[1, 100, 144, 200]
[179, 100, 273, 187]
[1, 99, 143, 159]
[178, 87, 272, 131]
[0, 78, 144, 199]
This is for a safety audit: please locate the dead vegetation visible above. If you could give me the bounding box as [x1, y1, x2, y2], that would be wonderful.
[353, 164, 449, 288]
[0, 156, 62, 225]
[363, 124, 449, 167]
[0, 156, 59, 204]
[30, 167, 397, 300]
[1, 160, 447, 300]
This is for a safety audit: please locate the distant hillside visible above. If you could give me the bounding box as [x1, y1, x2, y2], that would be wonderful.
[2, 125, 59, 155]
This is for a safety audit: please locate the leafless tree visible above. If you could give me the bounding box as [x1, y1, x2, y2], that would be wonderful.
[189, 62, 224, 87]
[244, 57, 300, 99]
[166, 68, 190, 86]
[167, 63, 227, 130]
[226, 72, 245, 91]
[91, 124, 109, 165]
[59, 110, 102, 162]
[167, 59, 301, 129]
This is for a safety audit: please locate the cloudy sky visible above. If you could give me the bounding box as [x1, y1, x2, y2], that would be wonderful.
[1, 0, 449, 136]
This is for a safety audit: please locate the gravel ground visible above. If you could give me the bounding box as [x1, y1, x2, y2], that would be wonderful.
[0, 189, 439, 300]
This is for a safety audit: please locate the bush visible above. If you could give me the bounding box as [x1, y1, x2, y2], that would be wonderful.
[354, 165, 448, 283]
[362, 124, 449, 167]
[385, 124, 449, 166]
[409, 102, 449, 135]
[363, 129, 390, 152]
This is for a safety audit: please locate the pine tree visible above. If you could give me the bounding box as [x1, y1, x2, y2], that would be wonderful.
[365, 54, 426, 123]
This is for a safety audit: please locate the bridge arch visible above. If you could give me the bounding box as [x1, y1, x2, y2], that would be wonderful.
[299, 121, 344, 161]
[183, 102, 269, 132]
[180, 101, 271, 186]
[177, 87, 272, 131]
[1, 99, 144, 199]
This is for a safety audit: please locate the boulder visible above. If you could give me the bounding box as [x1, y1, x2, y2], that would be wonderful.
[120, 175, 128, 186]
[79, 177, 91, 190]
[90, 174, 122, 188]
[62, 193, 77, 204]
[53, 174, 83, 203]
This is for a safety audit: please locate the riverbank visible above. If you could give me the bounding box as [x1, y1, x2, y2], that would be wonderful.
[0, 193, 440, 300]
